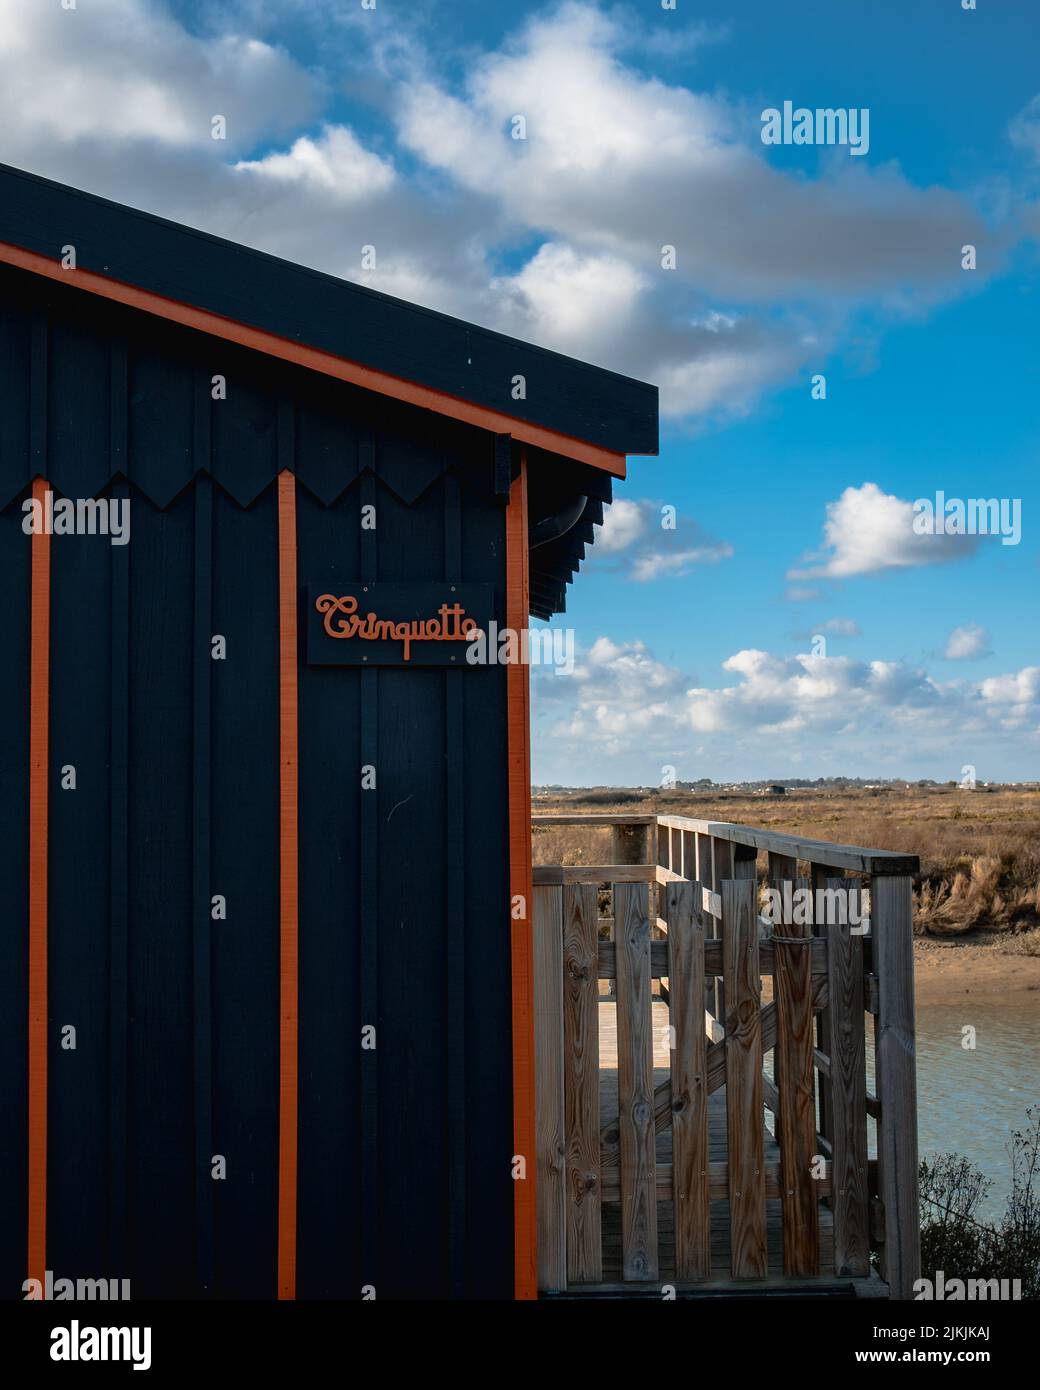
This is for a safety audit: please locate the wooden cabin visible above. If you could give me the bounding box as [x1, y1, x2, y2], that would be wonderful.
[0, 163, 919, 1304]
[0, 162, 655, 1301]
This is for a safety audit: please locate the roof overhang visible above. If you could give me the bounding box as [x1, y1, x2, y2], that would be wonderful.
[0, 163, 658, 477]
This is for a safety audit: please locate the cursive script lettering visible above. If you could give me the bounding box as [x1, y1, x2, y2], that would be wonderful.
[315, 594, 479, 662]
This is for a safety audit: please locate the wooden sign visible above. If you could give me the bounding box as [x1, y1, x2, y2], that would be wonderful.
[306, 583, 494, 666]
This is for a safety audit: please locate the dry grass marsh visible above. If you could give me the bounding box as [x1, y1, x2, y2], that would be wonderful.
[532, 784, 1040, 941]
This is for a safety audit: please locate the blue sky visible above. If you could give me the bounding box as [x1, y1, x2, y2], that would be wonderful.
[2, 0, 1036, 783]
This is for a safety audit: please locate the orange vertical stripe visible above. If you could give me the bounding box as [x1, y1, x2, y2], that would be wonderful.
[505, 453, 537, 1299]
[277, 470, 299, 1299]
[28, 476, 50, 1291]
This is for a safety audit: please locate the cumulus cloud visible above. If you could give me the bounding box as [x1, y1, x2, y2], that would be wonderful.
[594, 498, 646, 553]
[234, 125, 395, 199]
[789, 483, 978, 581]
[944, 624, 993, 660]
[538, 636, 1040, 778]
[0, 0, 1021, 425]
[590, 498, 732, 581]
[0, 0, 317, 154]
[546, 636, 687, 753]
[978, 667, 1040, 727]
[395, 3, 994, 304]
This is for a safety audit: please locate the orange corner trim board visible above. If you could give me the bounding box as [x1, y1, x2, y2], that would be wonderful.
[0, 241, 626, 480]
[505, 454, 537, 1299]
[277, 470, 299, 1299]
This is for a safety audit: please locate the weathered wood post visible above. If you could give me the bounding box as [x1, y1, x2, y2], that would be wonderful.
[721, 877, 767, 1279]
[612, 821, 649, 866]
[811, 861, 835, 1170]
[710, 837, 734, 1023]
[773, 875, 819, 1277]
[533, 883, 566, 1294]
[614, 820, 651, 927]
[825, 876, 870, 1277]
[872, 874, 920, 1299]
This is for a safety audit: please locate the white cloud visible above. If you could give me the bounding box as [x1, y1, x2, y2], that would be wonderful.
[0, 0, 1025, 426]
[978, 667, 1040, 727]
[594, 498, 645, 553]
[235, 125, 395, 199]
[631, 544, 733, 582]
[536, 636, 1040, 779]
[944, 624, 992, 660]
[0, 0, 317, 152]
[394, 3, 996, 305]
[789, 482, 978, 580]
[591, 498, 733, 581]
[489, 242, 647, 356]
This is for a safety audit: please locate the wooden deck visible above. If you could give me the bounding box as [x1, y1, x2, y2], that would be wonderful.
[533, 819, 920, 1300]
[552, 1000, 887, 1298]
[575, 1000, 878, 1289]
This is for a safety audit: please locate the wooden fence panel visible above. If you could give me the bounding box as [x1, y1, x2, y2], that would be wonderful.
[534, 884, 566, 1292]
[614, 881, 658, 1281]
[773, 876, 819, 1276]
[665, 880, 710, 1280]
[722, 877, 767, 1279]
[562, 883, 602, 1284]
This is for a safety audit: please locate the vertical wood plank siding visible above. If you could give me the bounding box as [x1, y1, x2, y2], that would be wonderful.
[1, 265, 516, 1300]
[192, 469, 215, 1295]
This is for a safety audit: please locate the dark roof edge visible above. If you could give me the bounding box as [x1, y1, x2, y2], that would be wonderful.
[0, 162, 659, 457]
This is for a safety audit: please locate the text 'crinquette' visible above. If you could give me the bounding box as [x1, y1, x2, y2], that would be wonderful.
[315, 593, 479, 662]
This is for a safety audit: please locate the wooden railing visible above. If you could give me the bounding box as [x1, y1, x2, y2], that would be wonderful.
[531, 812, 920, 1298]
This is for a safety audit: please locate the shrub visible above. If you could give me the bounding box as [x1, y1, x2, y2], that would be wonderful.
[917, 1108, 1040, 1299]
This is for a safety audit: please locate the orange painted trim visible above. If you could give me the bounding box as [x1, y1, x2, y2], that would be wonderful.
[28, 476, 50, 1291]
[0, 241, 627, 480]
[505, 452, 537, 1300]
[276, 471, 299, 1300]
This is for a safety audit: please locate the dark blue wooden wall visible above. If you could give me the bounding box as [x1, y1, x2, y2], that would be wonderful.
[0, 264, 514, 1300]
